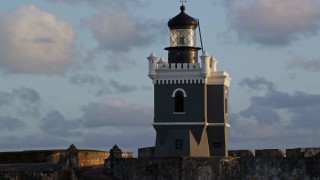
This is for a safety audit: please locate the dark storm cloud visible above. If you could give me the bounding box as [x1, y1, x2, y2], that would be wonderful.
[0, 116, 25, 131]
[289, 56, 320, 72]
[81, 99, 153, 128]
[223, 0, 320, 46]
[39, 111, 83, 137]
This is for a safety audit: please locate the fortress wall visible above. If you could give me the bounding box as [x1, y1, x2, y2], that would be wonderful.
[0, 163, 72, 180]
[0, 150, 65, 164]
[78, 151, 109, 167]
[113, 156, 320, 180]
[114, 148, 320, 180]
[0, 149, 133, 168]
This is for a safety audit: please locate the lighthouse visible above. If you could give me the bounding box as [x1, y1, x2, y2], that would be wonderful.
[147, 5, 231, 157]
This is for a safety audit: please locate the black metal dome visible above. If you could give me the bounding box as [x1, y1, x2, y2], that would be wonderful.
[168, 5, 198, 29]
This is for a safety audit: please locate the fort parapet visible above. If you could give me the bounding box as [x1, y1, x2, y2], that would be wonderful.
[112, 147, 320, 180]
[0, 145, 133, 180]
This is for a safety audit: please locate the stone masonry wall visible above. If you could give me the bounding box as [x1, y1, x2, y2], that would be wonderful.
[0, 149, 133, 167]
[0, 150, 65, 164]
[113, 156, 320, 180]
[0, 163, 73, 180]
[114, 148, 320, 180]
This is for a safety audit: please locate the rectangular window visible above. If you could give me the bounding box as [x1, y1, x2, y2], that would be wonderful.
[175, 139, 183, 149]
[213, 143, 222, 148]
[179, 37, 185, 45]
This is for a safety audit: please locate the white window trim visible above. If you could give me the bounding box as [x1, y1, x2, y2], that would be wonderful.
[173, 112, 186, 115]
[171, 88, 187, 97]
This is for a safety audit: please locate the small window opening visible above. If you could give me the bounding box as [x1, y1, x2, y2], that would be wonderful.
[225, 90, 228, 115]
[176, 139, 183, 149]
[175, 91, 184, 112]
[179, 37, 185, 45]
[213, 143, 222, 148]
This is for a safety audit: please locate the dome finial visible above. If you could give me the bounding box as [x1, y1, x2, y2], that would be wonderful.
[180, 0, 186, 5]
[180, 0, 186, 11]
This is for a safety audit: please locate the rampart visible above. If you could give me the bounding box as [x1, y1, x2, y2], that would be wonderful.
[112, 148, 320, 180]
[0, 149, 132, 167]
[0, 145, 133, 180]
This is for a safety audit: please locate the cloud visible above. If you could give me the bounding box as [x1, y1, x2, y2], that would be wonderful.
[0, 91, 12, 106]
[0, 87, 41, 117]
[79, 127, 155, 152]
[225, 0, 320, 46]
[104, 53, 137, 72]
[0, 116, 25, 131]
[0, 5, 75, 74]
[239, 76, 274, 91]
[229, 113, 320, 150]
[96, 79, 138, 96]
[84, 10, 165, 52]
[0, 133, 72, 151]
[289, 56, 320, 72]
[239, 105, 280, 124]
[289, 104, 320, 128]
[39, 111, 83, 137]
[69, 74, 104, 86]
[12, 87, 41, 104]
[229, 77, 320, 149]
[46, 0, 146, 9]
[81, 99, 153, 128]
[69, 74, 138, 96]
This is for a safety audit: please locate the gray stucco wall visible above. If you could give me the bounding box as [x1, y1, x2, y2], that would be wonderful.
[207, 85, 228, 124]
[154, 126, 191, 157]
[154, 125, 211, 157]
[154, 83, 205, 123]
[207, 126, 228, 156]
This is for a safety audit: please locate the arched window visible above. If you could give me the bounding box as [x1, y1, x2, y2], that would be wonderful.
[175, 91, 184, 112]
[172, 88, 187, 113]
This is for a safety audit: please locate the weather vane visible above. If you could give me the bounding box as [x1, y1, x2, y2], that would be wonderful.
[180, 0, 187, 5]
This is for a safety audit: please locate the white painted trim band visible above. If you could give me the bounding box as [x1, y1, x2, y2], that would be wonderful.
[153, 122, 206, 125]
[207, 123, 231, 128]
[152, 122, 231, 127]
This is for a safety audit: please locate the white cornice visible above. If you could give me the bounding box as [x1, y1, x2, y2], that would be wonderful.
[206, 71, 231, 87]
[152, 70, 231, 86]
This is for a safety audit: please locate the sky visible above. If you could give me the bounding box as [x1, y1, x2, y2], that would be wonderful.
[0, 0, 320, 155]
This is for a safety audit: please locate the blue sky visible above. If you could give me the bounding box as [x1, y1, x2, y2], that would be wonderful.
[0, 0, 320, 155]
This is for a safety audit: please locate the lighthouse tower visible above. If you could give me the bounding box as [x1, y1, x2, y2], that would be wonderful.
[147, 5, 231, 157]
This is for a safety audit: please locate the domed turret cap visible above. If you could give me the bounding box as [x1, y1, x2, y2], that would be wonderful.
[168, 5, 198, 29]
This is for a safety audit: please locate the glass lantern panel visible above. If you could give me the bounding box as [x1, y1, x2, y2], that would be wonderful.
[170, 29, 196, 47]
